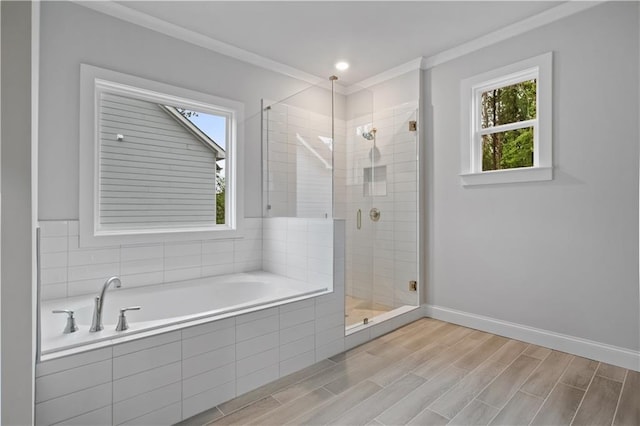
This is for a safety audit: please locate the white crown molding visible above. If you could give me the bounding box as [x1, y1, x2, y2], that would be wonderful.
[344, 1, 603, 91]
[344, 57, 424, 95]
[425, 304, 640, 372]
[73, 1, 603, 97]
[421, 1, 604, 70]
[71, 0, 348, 95]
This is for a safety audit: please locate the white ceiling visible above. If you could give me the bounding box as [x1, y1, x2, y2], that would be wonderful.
[117, 1, 563, 86]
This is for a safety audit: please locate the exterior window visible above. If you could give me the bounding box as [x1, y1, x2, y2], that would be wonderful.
[80, 64, 244, 246]
[460, 52, 552, 186]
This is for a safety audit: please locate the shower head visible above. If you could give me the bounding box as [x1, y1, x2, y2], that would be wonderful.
[361, 128, 376, 141]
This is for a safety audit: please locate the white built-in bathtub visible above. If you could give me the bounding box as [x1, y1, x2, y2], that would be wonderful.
[40, 271, 330, 359]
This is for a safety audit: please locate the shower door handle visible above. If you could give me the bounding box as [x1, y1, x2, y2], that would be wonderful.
[357, 209, 362, 230]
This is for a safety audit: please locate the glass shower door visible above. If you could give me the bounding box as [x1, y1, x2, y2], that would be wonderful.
[344, 101, 419, 329]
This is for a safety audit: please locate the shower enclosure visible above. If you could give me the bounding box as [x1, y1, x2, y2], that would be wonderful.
[262, 78, 420, 331]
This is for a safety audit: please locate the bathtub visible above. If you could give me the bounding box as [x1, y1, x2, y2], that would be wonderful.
[40, 271, 330, 359]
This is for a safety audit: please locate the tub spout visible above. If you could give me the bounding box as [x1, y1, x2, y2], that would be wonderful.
[90, 276, 122, 332]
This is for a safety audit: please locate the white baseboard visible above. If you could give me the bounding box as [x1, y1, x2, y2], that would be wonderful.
[423, 304, 640, 372]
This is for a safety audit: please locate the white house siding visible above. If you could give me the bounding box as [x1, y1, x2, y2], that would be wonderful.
[99, 92, 217, 229]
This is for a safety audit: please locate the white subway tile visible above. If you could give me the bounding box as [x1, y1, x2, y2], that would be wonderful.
[315, 338, 344, 361]
[316, 312, 344, 332]
[182, 345, 235, 379]
[280, 321, 315, 346]
[182, 317, 235, 340]
[279, 304, 315, 328]
[201, 250, 234, 266]
[280, 335, 314, 361]
[202, 264, 235, 277]
[236, 364, 279, 395]
[41, 267, 67, 285]
[280, 298, 314, 314]
[280, 350, 315, 377]
[236, 314, 279, 342]
[67, 235, 80, 251]
[54, 406, 111, 426]
[113, 341, 181, 380]
[236, 331, 278, 360]
[113, 382, 181, 425]
[36, 359, 111, 403]
[202, 240, 234, 255]
[67, 221, 79, 237]
[120, 402, 181, 426]
[182, 381, 236, 420]
[120, 244, 163, 261]
[316, 325, 344, 347]
[36, 347, 112, 377]
[236, 306, 278, 325]
[41, 252, 68, 269]
[182, 327, 235, 359]
[41, 237, 68, 254]
[66, 278, 105, 297]
[68, 262, 119, 282]
[69, 248, 120, 266]
[164, 266, 201, 282]
[183, 363, 236, 399]
[164, 242, 201, 258]
[113, 361, 181, 403]
[35, 383, 111, 426]
[121, 257, 163, 275]
[164, 255, 201, 271]
[120, 271, 163, 288]
[41, 283, 67, 300]
[113, 331, 181, 357]
[40, 221, 68, 238]
[235, 260, 262, 273]
[237, 347, 279, 378]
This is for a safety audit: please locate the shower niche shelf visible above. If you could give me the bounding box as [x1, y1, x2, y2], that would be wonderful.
[363, 165, 387, 197]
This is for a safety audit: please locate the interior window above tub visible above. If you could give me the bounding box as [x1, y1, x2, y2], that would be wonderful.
[79, 64, 244, 246]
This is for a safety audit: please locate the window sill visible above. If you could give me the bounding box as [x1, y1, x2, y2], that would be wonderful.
[460, 166, 552, 186]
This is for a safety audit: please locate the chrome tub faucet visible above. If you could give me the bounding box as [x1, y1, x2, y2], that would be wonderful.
[90, 276, 122, 332]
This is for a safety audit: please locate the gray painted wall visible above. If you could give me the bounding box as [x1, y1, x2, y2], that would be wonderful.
[38, 2, 344, 221]
[424, 2, 639, 351]
[1, 2, 35, 424]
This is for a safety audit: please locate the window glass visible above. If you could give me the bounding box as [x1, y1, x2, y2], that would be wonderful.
[482, 126, 534, 171]
[480, 79, 537, 129]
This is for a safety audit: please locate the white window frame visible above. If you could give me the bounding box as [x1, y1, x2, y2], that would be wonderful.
[460, 52, 553, 186]
[79, 64, 244, 247]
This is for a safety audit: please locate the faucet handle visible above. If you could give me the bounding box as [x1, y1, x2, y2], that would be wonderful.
[115, 306, 141, 332]
[52, 309, 79, 334]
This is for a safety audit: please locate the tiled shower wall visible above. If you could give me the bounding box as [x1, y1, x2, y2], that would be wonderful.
[262, 218, 336, 289]
[335, 101, 419, 309]
[38, 219, 263, 301]
[263, 102, 346, 218]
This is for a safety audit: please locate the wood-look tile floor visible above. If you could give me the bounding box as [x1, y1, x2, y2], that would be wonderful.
[178, 318, 639, 426]
[345, 296, 393, 327]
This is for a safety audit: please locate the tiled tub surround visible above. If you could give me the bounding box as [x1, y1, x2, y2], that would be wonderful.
[38, 219, 264, 301]
[35, 220, 346, 425]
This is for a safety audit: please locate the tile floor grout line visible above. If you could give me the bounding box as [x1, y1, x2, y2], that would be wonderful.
[426, 341, 529, 421]
[609, 368, 628, 426]
[480, 343, 551, 411]
[511, 353, 573, 426]
[567, 361, 601, 426]
[481, 346, 559, 426]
